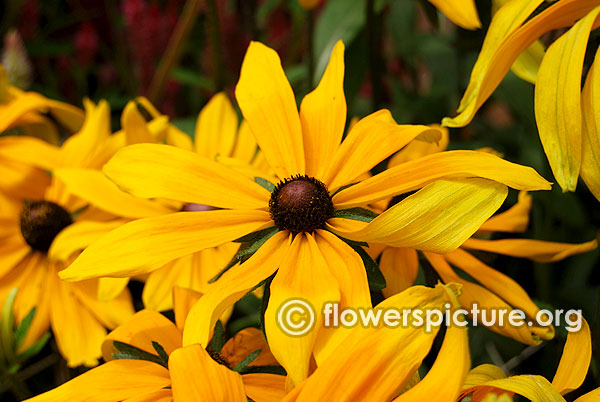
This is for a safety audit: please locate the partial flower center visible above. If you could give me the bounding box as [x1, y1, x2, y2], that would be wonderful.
[19, 201, 73, 253]
[269, 175, 333, 233]
[207, 349, 231, 368]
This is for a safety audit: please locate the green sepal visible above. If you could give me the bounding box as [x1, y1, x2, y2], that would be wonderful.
[350, 244, 387, 291]
[14, 306, 37, 350]
[18, 332, 50, 361]
[112, 340, 168, 369]
[207, 320, 226, 354]
[232, 349, 261, 372]
[254, 177, 276, 192]
[332, 207, 378, 222]
[152, 341, 169, 367]
[240, 365, 287, 375]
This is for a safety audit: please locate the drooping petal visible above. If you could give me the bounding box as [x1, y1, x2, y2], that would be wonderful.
[195, 92, 238, 159]
[25, 359, 170, 402]
[101, 309, 182, 362]
[183, 231, 291, 347]
[169, 344, 246, 402]
[323, 110, 440, 190]
[477, 191, 531, 233]
[235, 41, 305, 178]
[59, 210, 272, 280]
[482, 376, 565, 402]
[330, 178, 508, 254]
[534, 6, 600, 192]
[264, 233, 340, 386]
[461, 237, 598, 263]
[299, 40, 346, 178]
[379, 247, 419, 298]
[581, 47, 600, 202]
[333, 150, 550, 208]
[388, 124, 449, 166]
[575, 389, 600, 402]
[103, 143, 270, 209]
[428, 0, 481, 30]
[552, 317, 591, 395]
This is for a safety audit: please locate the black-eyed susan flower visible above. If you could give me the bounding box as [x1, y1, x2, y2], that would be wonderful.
[26, 287, 286, 402]
[458, 315, 597, 402]
[374, 131, 597, 345]
[443, 0, 600, 200]
[60, 40, 551, 385]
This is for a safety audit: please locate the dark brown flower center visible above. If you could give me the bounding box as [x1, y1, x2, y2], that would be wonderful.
[19, 201, 73, 253]
[269, 175, 333, 233]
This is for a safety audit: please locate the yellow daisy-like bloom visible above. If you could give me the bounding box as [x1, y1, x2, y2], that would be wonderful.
[375, 130, 598, 345]
[282, 283, 469, 401]
[458, 315, 597, 402]
[61, 40, 551, 384]
[0, 99, 182, 366]
[26, 288, 286, 402]
[443, 0, 600, 199]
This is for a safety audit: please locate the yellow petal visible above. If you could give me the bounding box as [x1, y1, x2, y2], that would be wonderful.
[333, 150, 550, 208]
[483, 375, 566, 402]
[59, 209, 272, 280]
[48, 220, 124, 262]
[56, 168, 173, 218]
[552, 317, 591, 395]
[101, 309, 182, 362]
[242, 373, 287, 402]
[122, 101, 155, 144]
[235, 41, 304, 178]
[0, 157, 51, 200]
[183, 231, 291, 347]
[478, 191, 531, 233]
[461, 237, 598, 263]
[330, 178, 508, 254]
[195, 92, 238, 159]
[379, 247, 419, 298]
[166, 125, 193, 151]
[231, 120, 259, 164]
[575, 388, 600, 402]
[0, 135, 61, 170]
[428, 0, 481, 29]
[104, 143, 270, 209]
[581, 47, 600, 202]
[324, 110, 440, 190]
[97, 277, 131, 301]
[169, 344, 246, 402]
[264, 233, 340, 386]
[123, 389, 173, 402]
[143, 258, 192, 313]
[511, 40, 545, 84]
[299, 40, 346, 178]
[173, 285, 203, 330]
[25, 359, 170, 402]
[534, 6, 600, 192]
[388, 124, 449, 166]
[222, 327, 278, 368]
[462, 364, 507, 389]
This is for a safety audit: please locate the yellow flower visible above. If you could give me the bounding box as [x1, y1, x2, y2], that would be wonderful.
[375, 134, 597, 345]
[282, 283, 470, 401]
[458, 315, 597, 402]
[60, 40, 550, 384]
[26, 287, 286, 402]
[443, 0, 600, 199]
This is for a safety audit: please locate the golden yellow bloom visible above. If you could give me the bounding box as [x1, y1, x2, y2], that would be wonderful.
[458, 316, 597, 402]
[26, 287, 285, 402]
[443, 0, 600, 199]
[60, 40, 550, 384]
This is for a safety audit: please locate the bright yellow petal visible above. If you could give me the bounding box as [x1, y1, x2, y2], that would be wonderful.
[97, 277, 131, 302]
[428, 0, 481, 29]
[552, 317, 591, 395]
[324, 110, 440, 190]
[462, 364, 507, 389]
[169, 344, 246, 402]
[478, 191, 531, 233]
[59, 209, 272, 280]
[195, 92, 238, 159]
[101, 309, 182, 362]
[166, 125, 193, 151]
[231, 120, 259, 164]
[332, 150, 550, 208]
[581, 47, 600, 202]
[183, 231, 291, 347]
[0, 158, 51, 200]
[534, 6, 600, 192]
[122, 101, 156, 144]
[173, 286, 203, 330]
[123, 389, 173, 402]
[235, 41, 305, 178]
[0, 136, 61, 170]
[300, 40, 346, 178]
[511, 39, 545, 85]
[103, 143, 270, 209]
[461, 237, 598, 263]
[379, 247, 419, 298]
[25, 359, 170, 402]
[143, 257, 192, 313]
[575, 388, 600, 402]
[48, 220, 124, 262]
[483, 375, 566, 402]
[388, 124, 449, 166]
[264, 233, 340, 386]
[242, 374, 287, 402]
[330, 178, 508, 254]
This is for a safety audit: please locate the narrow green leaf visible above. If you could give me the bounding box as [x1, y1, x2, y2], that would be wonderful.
[333, 207, 378, 222]
[234, 226, 279, 244]
[0, 288, 18, 363]
[19, 332, 50, 360]
[232, 349, 262, 372]
[14, 306, 37, 350]
[152, 341, 169, 366]
[254, 177, 276, 192]
[112, 341, 167, 368]
[240, 365, 287, 375]
[350, 244, 386, 291]
[207, 320, 226, 354]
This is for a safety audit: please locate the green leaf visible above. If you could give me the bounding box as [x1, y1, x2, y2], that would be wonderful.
[14, 306, 37, 350]
[152, 341, 169, 367]
[19, 332, 50, 360]
[332, 207, 378, 222]
[207, 320, 226, 354]
[350, 244, 386, 291]
[170, 68, 214, 91]
[112, 341, 167, 368]
[254, 177, 276, 192]
[232, 349, 262, 372]
[240, 365, 287, 375]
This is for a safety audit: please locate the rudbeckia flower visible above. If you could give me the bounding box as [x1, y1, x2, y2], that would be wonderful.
[458, 315, 597, 402]
[374, 131, 597, 345]
[442, 0, 600, 200]
[26, 287, 286, 402]
[60, 40, 551, 384]
[282, 283, 470, 401]
[0, 99, 181, 366]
